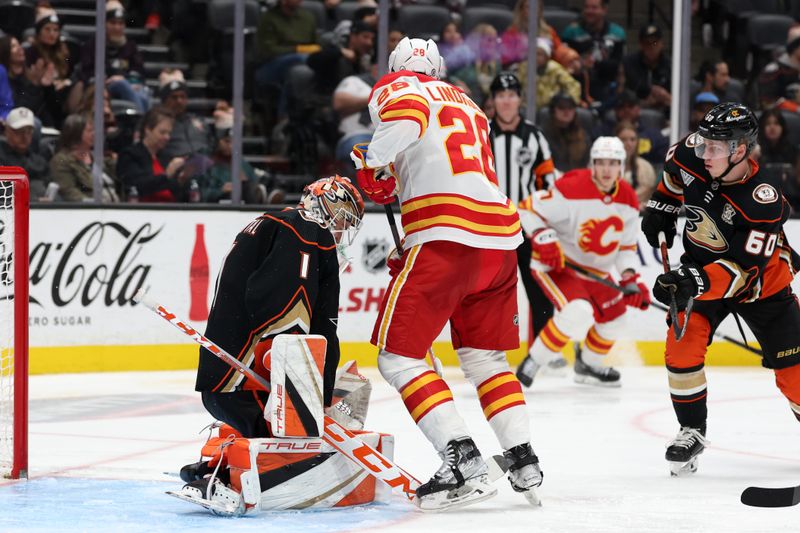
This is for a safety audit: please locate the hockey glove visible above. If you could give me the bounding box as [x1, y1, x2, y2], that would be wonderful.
[619, 271, 651, 310]
[653, 265, 709, 310]
[386, 241, 405, 277]
[641, 197, 681, 249]
[351, 143, 398, 205]
[530, 228, 565, 272]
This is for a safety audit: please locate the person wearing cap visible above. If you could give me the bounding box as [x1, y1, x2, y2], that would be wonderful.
[757, 25, 800, 109]
[600, 89, 668, 166]
[157, 69, 213, 163]
[26, 8, 73, 98]
[689, 91, 719, 131]
[519, 37, 580, 108]
[488, 71, 557, 353]
[623, 25, 671, 111]
[0, 107, 49, 198]
[78, 1, 149, 113]
[561, 0, 626, 93]
[541, 92, 591, 172]
[307, 19, 375, 97]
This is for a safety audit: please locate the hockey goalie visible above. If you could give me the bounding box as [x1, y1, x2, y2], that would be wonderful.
[168, 176, 397, 515]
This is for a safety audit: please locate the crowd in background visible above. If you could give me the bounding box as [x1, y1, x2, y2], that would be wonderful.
[2, 0, 800, 211]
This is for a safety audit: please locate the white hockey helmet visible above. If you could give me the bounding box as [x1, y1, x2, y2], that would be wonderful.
[590, 136, 626, 175]
[299, 175, 365, 247]
[388, 37, 443, 79]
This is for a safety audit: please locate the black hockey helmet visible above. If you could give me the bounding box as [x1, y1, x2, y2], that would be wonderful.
[490, 71, 522, 97]
[697, 102, 758, 152]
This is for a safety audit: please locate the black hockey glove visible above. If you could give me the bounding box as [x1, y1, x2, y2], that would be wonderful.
[653, 265, 709, 310]
[641, 197, 681, 249]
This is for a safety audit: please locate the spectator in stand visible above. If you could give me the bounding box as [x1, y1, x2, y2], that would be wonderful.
[0, 35, 59, 128]
[554, 45, 593, 108]
[78, 2, 149, 113]
[117, 106, 188, 203]
[50, 113, 119, 202]
[76, 83, 126, 154]
[615, 120, 656, 209]
[756, 108, 800, 209]
[623, 25, 671, 112]
[540, 92, 591, 172]
[254, 0, 319, 113]
[600, 89, 668, 165]
[307, 20, 375, 97]
[689, 91, 718, 131]
[561, 0, 626, 102]
[0, 41, 12, 121]
[333, 59, 377, 171]
[694, 59, 741, 104]
[519, 38, 580, 108]
[457, 23, 502, 106]
[757, 26, 800, 110]
[388, 29, 405, 56]
[500, 0, 562, 67]
[25, 8, 74, 126]
[0, 107, 50, 198]
[439, 21, 475, 89]
[157, 70, 212, 162]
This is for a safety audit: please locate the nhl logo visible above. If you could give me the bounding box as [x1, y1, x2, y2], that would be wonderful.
[513, 314, 519, 326]
[721, 203, 735, 225]
[362, 238, 391, 274]
[516, 147, 533, 166]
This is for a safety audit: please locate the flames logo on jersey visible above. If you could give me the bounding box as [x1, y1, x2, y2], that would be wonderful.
[684, 205, 729, 253]
[578, 217, 624, 255]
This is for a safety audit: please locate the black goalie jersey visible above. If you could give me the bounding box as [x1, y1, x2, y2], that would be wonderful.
[651, 133, 800, 303]
[194, 209, 341, 406]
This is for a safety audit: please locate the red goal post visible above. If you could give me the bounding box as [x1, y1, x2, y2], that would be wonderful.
[0, 167, 29, 479]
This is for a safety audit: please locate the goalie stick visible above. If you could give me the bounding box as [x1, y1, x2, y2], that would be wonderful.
[133, 290, 508, 504]
[741, 485, 800, 508]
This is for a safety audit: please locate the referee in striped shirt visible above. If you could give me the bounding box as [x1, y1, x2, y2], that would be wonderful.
[488, 72, 560, 364]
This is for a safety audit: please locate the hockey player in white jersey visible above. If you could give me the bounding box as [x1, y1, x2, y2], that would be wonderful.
[516, 137, 651, 387]
[350, 37, 543, 511]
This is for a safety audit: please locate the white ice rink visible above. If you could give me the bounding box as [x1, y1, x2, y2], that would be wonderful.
[2, 365, 799, 533]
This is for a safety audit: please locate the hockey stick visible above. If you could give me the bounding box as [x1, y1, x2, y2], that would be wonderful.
[132, 289, 421, 501]
[564, 263, 762, 355]
[383, 202, 445, 376]
[658, 232, 692, 341]
[741, 485, 800, 508]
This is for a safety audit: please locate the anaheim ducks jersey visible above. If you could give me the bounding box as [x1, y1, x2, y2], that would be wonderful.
[521, 168, 640, 276]
[363, 71, 522, 250]
[195, 209, 341, 407]
[654, 133, 800, 302]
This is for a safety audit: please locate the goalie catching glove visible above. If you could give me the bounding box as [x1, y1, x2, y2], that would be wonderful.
[619, 271, 651, 310]
[530, 228, 565, 272]
[351, 142, 399, 205]
[653, 265, 708, 309]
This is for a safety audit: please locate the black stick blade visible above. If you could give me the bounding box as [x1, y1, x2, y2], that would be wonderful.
[741, 485, 800, 508]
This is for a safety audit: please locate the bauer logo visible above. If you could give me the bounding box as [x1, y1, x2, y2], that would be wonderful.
[27, 221, 163, 307]
[361, 238, 390, 274]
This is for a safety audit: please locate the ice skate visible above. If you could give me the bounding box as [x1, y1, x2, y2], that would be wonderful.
[516, 354, 542, 388]
[503, 443, 543, 506]
[541, 353, 569, 376]
[167, 477, 245, 516]
[665, 427, 707, 476]
[573, 349, 621, 387]
[414, 437, 497, 511]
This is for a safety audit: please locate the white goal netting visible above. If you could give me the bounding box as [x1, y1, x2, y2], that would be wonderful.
[0, 179, 17, 478]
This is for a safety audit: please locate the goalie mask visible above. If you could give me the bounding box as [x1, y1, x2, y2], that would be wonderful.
[388, 37, 443, 79]
[300, 175, 365, 247]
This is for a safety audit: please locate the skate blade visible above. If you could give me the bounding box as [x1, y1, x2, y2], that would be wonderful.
[573, 374, 621, 388]
[522, 487, 542, 507]
[668, 457, 699, 477]
[166, 490, 243, 516]
[414, 476, 498, 512]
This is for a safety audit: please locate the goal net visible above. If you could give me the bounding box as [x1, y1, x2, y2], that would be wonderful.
[0, 169, 29, 479]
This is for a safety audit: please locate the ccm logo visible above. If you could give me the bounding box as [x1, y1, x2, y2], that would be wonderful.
[776, 347, 800, 358]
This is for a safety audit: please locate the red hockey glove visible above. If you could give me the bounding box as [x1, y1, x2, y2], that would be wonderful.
[530, 228, 564, 272]
[351, 143, 398, 205]
[620, 271, 651, 310]
[386, 242, 405, 277]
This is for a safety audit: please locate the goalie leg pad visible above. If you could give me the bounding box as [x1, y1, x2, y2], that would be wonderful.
[458, 348, 530, 450]
[379, 350, 469, 452]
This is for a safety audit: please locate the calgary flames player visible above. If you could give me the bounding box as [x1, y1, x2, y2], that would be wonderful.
[516, 137, 650, 388]
[350, 37, 543, 510]
[641, 103, 800, 476]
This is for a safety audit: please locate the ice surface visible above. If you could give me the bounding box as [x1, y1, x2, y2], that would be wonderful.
[1, 367, 799, 532]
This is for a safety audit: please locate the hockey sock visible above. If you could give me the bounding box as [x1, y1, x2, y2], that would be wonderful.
[531, 319, 569, 365]
[582, 326, 614, 366]
[667, 363, 708, 428]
